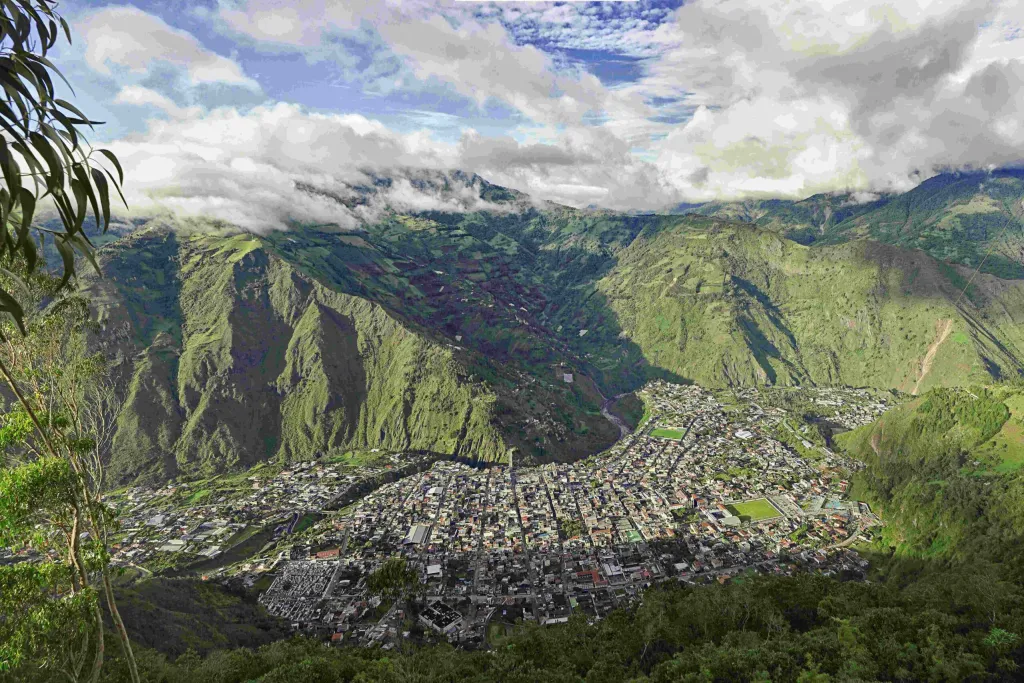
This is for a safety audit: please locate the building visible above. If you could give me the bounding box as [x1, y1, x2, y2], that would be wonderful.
[404, 524, 429, 545]
[419, 602, 462, 634]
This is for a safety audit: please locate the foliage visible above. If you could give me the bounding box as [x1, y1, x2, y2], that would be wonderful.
[0, 562, 98, 678]
[840, 386, 1024, 567]
[112, 578, 289, 658]
[0, 265, 139, 682]
[0, 0, 125, 330]
[366, 557, 420, 604]
[96, 564, 1024, 683]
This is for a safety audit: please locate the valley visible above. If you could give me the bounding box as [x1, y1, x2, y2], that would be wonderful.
[100, 381, 894, 648]
[83, 173, 1024, 484]
[6, 2, 1024, 680]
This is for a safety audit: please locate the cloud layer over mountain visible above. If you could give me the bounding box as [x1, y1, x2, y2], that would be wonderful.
[61, 0, 1024, 227]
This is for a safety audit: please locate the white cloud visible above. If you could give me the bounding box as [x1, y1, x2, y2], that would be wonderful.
[105, 100, 685, 231]
[215, 0, 380, 45]
[632, 0, 1024, 200]
[87, 0, 1024, 213]
[106, 103, 531, 231]
[214, 1, 647, 127]
[113, 86, 202, 120]
[379, 15, 625, 126]
[78, 6, 260, 89]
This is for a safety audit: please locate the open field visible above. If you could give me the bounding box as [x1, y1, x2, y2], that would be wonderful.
[728, 498, 782, 521]
[650, 427, 685, 440]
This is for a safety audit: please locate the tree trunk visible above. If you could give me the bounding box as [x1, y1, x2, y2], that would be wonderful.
[100, 564, 140, 683]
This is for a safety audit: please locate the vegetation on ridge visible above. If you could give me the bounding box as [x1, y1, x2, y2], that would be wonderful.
[85, 188, 1024, 482]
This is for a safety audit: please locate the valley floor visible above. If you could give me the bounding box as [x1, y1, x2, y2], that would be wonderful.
[99, 382, 895, 650]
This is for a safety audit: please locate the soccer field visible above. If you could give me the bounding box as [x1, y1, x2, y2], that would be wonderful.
[650, 427, 685, 440]
[727, 498, 781, 521]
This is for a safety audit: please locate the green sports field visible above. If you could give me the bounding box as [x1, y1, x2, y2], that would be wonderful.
[727, 498, 781, 521]
[650, 428, 685, 440]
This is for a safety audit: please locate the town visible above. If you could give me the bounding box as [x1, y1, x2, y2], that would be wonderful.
[94, 382, 894, 649]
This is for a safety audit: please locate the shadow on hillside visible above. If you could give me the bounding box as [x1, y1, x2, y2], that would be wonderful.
[262, 210, 690, 464]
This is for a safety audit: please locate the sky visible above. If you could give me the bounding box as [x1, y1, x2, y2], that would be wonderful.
[52, 0, 1024, 229]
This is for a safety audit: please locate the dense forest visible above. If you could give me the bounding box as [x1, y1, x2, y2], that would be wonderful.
[87, 561, 1024, 682]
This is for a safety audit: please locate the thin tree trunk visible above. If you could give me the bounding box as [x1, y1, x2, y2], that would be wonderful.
[100, 564, 140, 683]
[69, 503, 104, 683]
[72, 458, 140, 683]
[86, 597, 104, 683]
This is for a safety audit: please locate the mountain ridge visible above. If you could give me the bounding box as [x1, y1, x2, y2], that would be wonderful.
[82, 171, 1024, 483]
[681, 167, 1024, 278]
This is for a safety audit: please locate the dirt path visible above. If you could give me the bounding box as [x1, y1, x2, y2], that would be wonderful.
[912, 319, 953, 396]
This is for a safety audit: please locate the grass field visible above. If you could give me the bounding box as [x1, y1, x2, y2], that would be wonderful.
[650, 428, 685, 440]
[187, 488, 212, 505]
[486, 621, 513, 647]
[325, 450, 386, 468]
[727, 498, 782, 521]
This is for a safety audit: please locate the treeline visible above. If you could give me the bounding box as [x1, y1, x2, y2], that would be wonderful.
[87, 565, 1024, 683]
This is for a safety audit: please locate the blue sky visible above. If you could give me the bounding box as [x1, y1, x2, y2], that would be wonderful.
[52, 0, 1024, 226]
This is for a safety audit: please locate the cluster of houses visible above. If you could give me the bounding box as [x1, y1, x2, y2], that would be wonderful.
[245, 381, 889, 648]
[102, 452, 438, 573]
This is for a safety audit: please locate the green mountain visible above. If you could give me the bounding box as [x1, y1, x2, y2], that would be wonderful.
[87, 224, 619, 484]
[687, 168, 1024, 278]
[86, 172, 1024, 483]
[571, 221, 1024, 392]
[839, 383, 1024, 565]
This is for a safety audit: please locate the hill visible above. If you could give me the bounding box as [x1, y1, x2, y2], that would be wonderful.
[687, 168, 1024, 278]
[83, 171, 1024, 483]
[839, 383, 1024, 568]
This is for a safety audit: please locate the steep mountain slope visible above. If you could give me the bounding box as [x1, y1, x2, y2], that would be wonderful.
[822, 169, 1024, 279]
[568, 221, 1024, 392]
[87, 226, 614, 484]
[85, 171, 1024, 482]
[839, 384, 1024, 565]
[687, 169, 1024, 277]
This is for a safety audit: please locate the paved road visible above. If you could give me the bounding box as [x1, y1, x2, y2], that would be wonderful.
[511, 471, 541, 620]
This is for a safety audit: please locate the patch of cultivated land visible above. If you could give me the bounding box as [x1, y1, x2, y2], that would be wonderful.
[728, 498, 782, 521]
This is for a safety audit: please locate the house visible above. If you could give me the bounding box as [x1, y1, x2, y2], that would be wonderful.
[419, 602, 462, 634]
